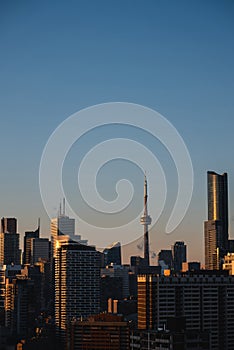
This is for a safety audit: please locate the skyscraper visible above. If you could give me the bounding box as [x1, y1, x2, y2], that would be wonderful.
[50, 201, 75, 259]
[55, 242, 101, 345]
[140, 176, 152, 266]
[23, 221, 40, 264]
[205, 171, 229, 269]
[172, 241, 187, 272]
[1, 218, 17, 234]
[0, 217, 20, 265]
[103, 242, 122, 266]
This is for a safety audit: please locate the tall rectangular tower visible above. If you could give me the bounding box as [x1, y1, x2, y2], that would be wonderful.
[55, 243, 101, 345]
[205, 171, 229, 269]
[51, 215, 75, 259]
[172, 241, 187, 272]
[0, 217, 20, 265]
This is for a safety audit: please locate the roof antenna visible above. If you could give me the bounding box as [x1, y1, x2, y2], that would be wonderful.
[63, 197, 65, 216]
[38, 218, 40, 235]
[59, 200, 62, 217]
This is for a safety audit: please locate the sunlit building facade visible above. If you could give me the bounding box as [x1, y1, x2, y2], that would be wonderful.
[138, 272, 234, 350]
[205, 171, 229, 269]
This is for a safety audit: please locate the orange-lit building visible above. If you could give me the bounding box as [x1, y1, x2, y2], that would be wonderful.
[69, 314, 130, 350]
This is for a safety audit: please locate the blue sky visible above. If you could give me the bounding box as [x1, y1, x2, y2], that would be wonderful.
[0, 0, 234, 263]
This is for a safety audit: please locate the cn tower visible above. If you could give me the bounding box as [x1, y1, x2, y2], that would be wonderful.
[140, 175, 152, 266]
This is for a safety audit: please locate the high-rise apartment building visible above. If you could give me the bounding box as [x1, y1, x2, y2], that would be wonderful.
[205, 171, 229, 269]
[55, 242, 101, 345]
[5, 268, 36, 338]
[138, 271, 234, 350]
[69, 314, 130, 350]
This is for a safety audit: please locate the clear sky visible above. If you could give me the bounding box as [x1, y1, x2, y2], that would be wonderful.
[0, 0, 234, 263]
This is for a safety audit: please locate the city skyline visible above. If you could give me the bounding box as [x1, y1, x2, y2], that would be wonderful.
[1, 1, 234, 264]
[0, 168, 232, 266]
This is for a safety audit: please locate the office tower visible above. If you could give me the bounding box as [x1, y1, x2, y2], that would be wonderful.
[158, 249, 173, 269]
[51, 214, 75, 259]
[0, 217, 20, 265]
[31, 238, 50, 263]
[137, 271, 234, 350]
[205, 171, 229, 269]
[140, 176, 152, 266]
[69, 314, 130, 350]
[55, 242, 101, 345]
[23, 222, 40, 264]
[103, 241, 121, 266]
[172, 241, 186, 272]
[1, 217, 17, 234]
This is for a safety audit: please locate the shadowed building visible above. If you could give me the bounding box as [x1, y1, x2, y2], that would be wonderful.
[0, 217, 20, 265]
[103, 242, 121, 266]
[172, 242, 187, 272]
[23, 222, 40, 264]
[69, 314, 130, 350]
[55, 242, 101, 347]
[137, 271, 234, 350]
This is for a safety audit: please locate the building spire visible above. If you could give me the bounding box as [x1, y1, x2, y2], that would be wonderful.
[38, 217, 40, 235]
[63, 197, 65, 216]
[140, 175, 152, 266]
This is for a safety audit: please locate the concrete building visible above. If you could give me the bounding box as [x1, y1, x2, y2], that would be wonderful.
[55, 243, 101, 346]
[69, 314, 130, 350]
[130, 328, 210, 350]
[138, 271, 234, 350]
[223, 252, 234, 275]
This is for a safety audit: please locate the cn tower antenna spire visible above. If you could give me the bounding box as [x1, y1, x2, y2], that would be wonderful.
[140, 174, 152, 266]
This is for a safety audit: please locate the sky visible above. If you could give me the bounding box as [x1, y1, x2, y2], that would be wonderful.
[0, 0, 234, 264]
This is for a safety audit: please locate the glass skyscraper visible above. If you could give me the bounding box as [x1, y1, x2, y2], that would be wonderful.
[205, 171, 229, 269]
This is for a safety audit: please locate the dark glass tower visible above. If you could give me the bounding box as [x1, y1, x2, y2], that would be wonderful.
[173, 241, 187, 272]
[205, 171, 229, 269]
[103, 242, 121, 266]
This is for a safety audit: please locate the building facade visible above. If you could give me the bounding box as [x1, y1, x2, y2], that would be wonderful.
[55, 243, 101, 346]
[0, 218, 20, 265]
[205, 171, 229, 269]
[138, 272, 234, 350]
[172, 241, 187, 272]
[69, 314, 129, 350]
